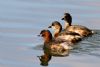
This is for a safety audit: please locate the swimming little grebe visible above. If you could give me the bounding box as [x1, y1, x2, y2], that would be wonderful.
[38, 29, 71, 56]
[48, 21, 82, 43]
[61, 13, 94, 37]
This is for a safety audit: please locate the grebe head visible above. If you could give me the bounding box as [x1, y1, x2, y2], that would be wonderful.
[48, 21, 62, 37]
[48, 21, 62, 31]
[62, 13, 72, 26]
[38, 30, 52, 43]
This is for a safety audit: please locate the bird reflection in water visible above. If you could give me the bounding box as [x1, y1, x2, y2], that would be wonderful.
[37, 52, 51, 66]
[37, 47, 70, 66]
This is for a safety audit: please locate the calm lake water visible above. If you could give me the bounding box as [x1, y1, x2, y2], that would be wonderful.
[0, 0, 100, 67]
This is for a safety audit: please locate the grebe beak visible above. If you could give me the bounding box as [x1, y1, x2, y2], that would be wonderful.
[61, 15, 65, 20]
[37, 34, 42, 37]
[37, 56, 41, 59]
[48, 26, 52, 28]
[61, 18, 64, 20]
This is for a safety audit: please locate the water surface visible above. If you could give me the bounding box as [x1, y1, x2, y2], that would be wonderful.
[0, 0, 100, 67]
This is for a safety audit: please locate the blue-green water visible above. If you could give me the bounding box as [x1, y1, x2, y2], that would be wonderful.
[0, 0, 100, 67]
